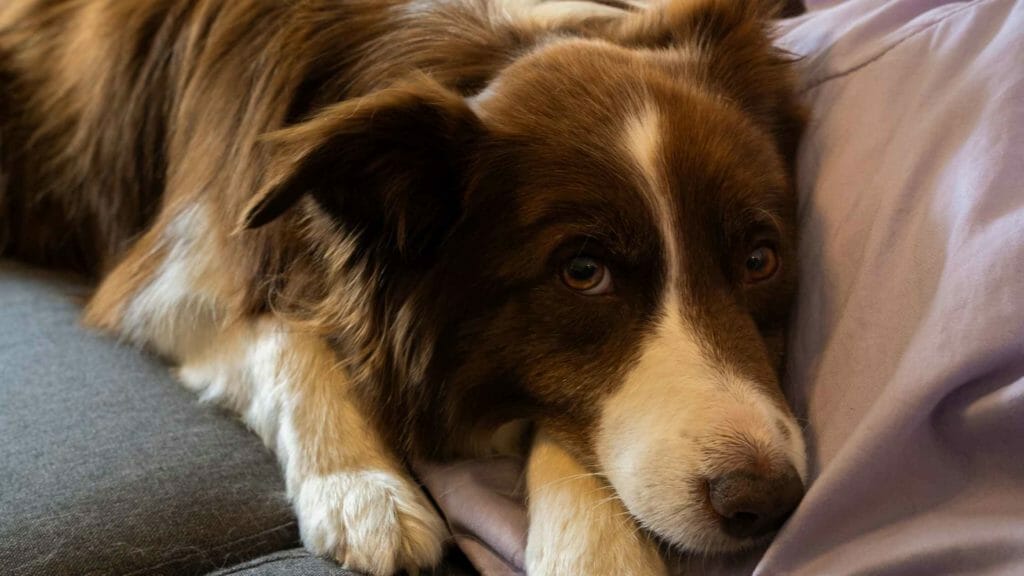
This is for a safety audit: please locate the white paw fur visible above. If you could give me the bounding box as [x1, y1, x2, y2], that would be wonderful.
[294, 470, 448, 575]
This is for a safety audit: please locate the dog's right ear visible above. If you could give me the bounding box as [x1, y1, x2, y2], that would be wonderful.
[609, 0, 805, 170]
[608, 0, 783, 45]
[239, 74, 485, 255]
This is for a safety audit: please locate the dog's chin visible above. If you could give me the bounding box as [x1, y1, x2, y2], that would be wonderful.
[646, 516, 777, 558]
[699, 530, 777, 556]
[619, 482, 785, 558]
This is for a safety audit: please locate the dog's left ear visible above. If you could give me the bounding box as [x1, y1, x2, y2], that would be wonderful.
[240, 74, 484, 255]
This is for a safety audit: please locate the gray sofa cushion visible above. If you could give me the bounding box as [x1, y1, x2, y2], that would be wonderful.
[0, 262, 301, 575]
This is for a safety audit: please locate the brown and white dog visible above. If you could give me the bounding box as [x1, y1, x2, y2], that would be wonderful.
[0, 0, 807, 573]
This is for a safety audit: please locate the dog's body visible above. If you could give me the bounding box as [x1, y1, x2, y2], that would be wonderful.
[0, 1, 808, 573]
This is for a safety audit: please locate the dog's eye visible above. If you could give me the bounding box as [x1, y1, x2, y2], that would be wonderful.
[562, 256, 613, 295]
[743, 245, 779, 283]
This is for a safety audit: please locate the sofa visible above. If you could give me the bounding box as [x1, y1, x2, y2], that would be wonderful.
[3, 0, 1024, 575]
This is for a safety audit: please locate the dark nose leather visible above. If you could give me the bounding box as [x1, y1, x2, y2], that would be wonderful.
[708, 465, 804, 539]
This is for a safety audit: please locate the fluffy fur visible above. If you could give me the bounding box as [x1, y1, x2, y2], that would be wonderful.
[0, 0, 808, 573]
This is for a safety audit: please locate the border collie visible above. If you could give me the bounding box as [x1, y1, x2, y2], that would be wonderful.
[0, 0, 807, 573]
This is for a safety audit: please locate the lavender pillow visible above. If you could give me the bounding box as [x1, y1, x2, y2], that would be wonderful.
[420, 0, 1024, 573]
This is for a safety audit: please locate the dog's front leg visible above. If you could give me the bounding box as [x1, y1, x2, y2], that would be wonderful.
[525, 431, 667, 576]
[177, 318, 447, 575]
[82, 205, 445, 574]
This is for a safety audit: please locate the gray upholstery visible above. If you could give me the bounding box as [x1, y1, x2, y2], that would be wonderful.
[0, 262, 303, 575]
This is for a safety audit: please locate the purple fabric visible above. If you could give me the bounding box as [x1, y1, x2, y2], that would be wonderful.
[419, 0, 1024, 573]
[418, 459, 528, 575]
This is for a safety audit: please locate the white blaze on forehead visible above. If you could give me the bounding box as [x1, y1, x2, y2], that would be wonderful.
[624, 102, 680, 282]
[625, 103, 663, 191]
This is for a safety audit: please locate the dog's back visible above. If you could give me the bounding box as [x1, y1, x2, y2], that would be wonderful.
[0, 0, 182, 272]
[0, 0, 563, 275]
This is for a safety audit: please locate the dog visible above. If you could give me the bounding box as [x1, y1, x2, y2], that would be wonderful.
[0, 0, 808, 573]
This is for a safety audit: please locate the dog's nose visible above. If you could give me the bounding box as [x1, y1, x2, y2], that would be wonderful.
[708, 466, 804, 539]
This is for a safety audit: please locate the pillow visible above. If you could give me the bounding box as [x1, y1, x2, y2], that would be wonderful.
[419, 0, 1024, 573]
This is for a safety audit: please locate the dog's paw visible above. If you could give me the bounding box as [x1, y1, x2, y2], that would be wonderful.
[294, 470, 448, 575]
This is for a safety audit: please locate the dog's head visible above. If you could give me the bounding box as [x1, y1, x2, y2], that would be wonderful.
[244, 0, 806, 555]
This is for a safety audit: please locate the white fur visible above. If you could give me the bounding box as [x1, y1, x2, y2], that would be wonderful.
[526, 432, 667, 576]
[174, 318, 447, 575]
[625, 103, 676, 272]
[520, 1, 627, 27]
[296, 471, 449, 576]
[177, 321, 282, 446]
[404, 0, 635, 28]
[121, 203, 223, 359]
